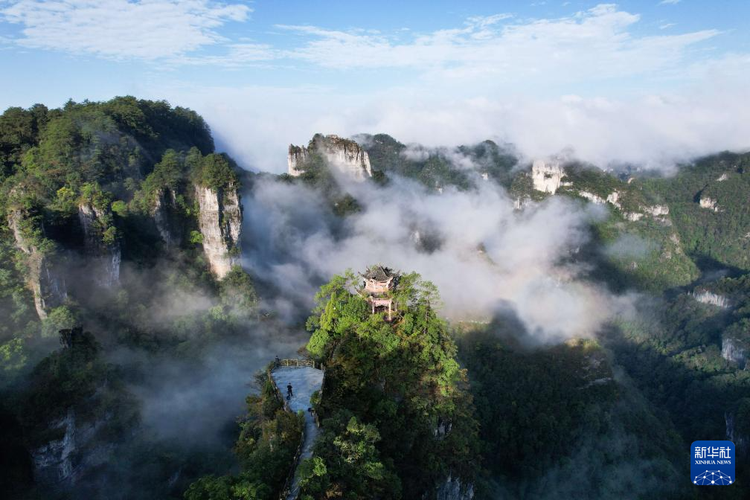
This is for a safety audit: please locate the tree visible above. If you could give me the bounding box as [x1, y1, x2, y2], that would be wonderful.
[301, 268, 479, 498]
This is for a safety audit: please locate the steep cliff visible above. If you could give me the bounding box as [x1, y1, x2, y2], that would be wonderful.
[195, 183, 242, 279]
[22, 328, 139, 490]
[434, 475, 474, 500]
[78, 202, 121, 288]
[7, 209, 66, 319]
[531, 159, 567, 194]
[288, 134, 372, 181]
[691, 290, 730, 308]
[699, 195, 720, 212]
[152, 187, 183, 247]
[31, 408, 76, 485]
[287, 144, 309, 177]
[722, 336, 747, 368]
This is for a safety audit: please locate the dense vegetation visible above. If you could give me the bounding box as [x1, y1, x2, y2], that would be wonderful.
[456, 327, 690, 499]
[0, 98, 258, 499]
[642, 152, 750, 272]
[2, 97, 749, 500]
[357, 134, 522, 191]
[297, 270, 479, 498]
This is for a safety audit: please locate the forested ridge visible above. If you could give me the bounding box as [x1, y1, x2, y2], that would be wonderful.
[0, 97, 259, 499]
[1, 98, 749, 499]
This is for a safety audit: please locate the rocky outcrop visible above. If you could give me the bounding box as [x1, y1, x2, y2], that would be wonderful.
[699, 195, 720, 212]
[288, 134, 372, 181]
[578, 190, 606, 204]
[691, 291, 730, 308]
[7, 209, 66, 319]
[577, 189, 669, 222]
[288, 145, 309, 177]
[31, 407, 119, 487]
[434, 475, 474, 500]
[722, 336, 747, 368]
[531, 159, 566, 194]
[32, 408, 76, 485]
[726, 411, 748, 453]
[195, 183, 242, 279]
[152, 188, 182, 247]
[78, 203, 120, 288]
[643, 204, 669, 217]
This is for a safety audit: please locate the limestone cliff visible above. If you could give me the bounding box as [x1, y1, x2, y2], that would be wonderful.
[722, 336, 747, 368]
[32, 408, 76, 485]
[699, 194, 720, 212]
[195, 183, 242, 279]
[152, 187, 183, 247]
[691, 290, 730, 308]
[287, 144, 310, 177]
[7, 209, 67, 319]
[31, 406, 119, 487]
[288, 134, 372, 181]
[726, 411, 748, 454]
[531, 159, 566, 194]
[433, 475, 474, 500]
[78, 203, 121, 288]
[577, 189, 669, 222]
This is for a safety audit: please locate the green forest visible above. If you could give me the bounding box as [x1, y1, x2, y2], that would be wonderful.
[1, 98, 749, 500]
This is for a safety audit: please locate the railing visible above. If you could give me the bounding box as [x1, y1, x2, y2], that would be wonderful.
[267, 364, 305, 499]
[272, 358, 322, 369]
[267, 358, 324, 500]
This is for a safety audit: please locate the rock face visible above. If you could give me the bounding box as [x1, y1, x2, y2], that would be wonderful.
[78, 203, 120, 288]
[434, 475, 474, 500]
[691, 291, 730, 308]
[726, 411, 748, 453]
[31, 407, 118, 487]
[699, 195, 720, 212]
[531, 159, 566, 194]
[287, 145, 310, 177]
[722, 336, 747, 368]
[7, 209, 67, 319]
[32, 408, 76, 485]
[578, 191, 606, 205]
[152, 188, 182, 247]
[643, 204, 669, 217]
[195, 183, 242, 279]
[288, 134, 372, 181]
[577, 189, 670, 222]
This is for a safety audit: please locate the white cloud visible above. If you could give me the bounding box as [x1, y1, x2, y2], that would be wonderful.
[659, 22, 676, 29]
[0, 2, 726, 79]
[3, 1, 746, 173]
[0, 0, 252, 59]
[276, 4, 718, 84]
[659, 0, 681, 5]
[155, 63, 750, 174]
[175, 42, 276, 66]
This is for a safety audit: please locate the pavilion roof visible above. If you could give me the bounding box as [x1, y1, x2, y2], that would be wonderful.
[363, 265, 395, 281]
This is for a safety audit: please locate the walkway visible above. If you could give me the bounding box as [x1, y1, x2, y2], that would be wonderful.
[270, 365, 324, 500]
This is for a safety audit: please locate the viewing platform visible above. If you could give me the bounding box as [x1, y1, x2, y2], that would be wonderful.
[269, 360, 324, 500]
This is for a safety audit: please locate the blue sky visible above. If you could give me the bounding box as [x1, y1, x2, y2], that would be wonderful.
[1, 1, 749, 171]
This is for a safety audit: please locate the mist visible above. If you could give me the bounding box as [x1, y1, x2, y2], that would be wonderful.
[158, 75, 750, 175]
[242, 169, 636, 343]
